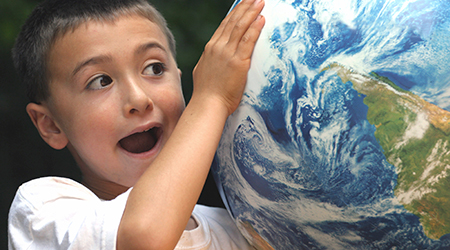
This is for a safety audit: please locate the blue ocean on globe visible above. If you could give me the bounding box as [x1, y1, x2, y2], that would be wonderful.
[212, 0, 450, 249]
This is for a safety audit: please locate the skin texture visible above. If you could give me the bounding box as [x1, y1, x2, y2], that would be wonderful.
[26, 0, 265, 249]
[28, 15, 185, 199]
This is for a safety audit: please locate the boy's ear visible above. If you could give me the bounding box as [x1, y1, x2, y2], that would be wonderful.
[26, 103, 68, 150]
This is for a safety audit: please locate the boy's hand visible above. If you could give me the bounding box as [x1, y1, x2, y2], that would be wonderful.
[192, 0, 265, 116]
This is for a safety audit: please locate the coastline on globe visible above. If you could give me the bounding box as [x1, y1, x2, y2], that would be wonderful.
[213, 0, 450, 249]
[324, 63, 450, 239]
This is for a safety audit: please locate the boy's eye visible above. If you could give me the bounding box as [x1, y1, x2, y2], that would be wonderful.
[87, 75, 113, 90]
[143, 62, 165, 76]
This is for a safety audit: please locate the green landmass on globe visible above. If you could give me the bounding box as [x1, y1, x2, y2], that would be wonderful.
[323, 63, 450, 239]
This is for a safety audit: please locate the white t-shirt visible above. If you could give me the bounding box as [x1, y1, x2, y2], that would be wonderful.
[8, 177, 252, 250]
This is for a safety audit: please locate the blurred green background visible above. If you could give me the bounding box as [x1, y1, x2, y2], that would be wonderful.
[0, 0, 234, 247]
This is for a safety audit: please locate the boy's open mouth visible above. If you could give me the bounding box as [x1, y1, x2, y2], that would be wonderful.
[119, 127, 161, 154]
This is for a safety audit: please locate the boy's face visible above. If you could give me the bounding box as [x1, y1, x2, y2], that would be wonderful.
[41, 15, 185, 193]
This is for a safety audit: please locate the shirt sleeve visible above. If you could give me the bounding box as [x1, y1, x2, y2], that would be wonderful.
[8, 177, 130, 250]
[174, 205, 253, 250]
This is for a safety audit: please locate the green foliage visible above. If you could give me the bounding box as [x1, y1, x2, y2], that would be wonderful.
[0, 0, 37, 51]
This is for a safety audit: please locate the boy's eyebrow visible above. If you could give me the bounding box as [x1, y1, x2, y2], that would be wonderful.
[71, 43, 166, 77]
[72, 55, 113, 77]
[135, 42, 167, 56]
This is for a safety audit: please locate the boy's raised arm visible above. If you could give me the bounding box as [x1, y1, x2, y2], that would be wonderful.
[117, 0, 265, 249]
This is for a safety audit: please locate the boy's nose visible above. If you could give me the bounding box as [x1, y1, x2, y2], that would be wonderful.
[123, 79, 153, 116]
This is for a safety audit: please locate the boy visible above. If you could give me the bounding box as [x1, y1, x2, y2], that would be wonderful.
[8, 0, 265, 249]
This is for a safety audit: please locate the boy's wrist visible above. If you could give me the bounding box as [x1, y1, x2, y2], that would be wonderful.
[188, 92, 234, 119]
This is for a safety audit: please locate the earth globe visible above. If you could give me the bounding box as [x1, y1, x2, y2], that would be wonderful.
[212, 0, 450, 249]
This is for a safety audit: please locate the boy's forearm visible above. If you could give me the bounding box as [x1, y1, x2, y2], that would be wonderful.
[118, 97, 229, 250]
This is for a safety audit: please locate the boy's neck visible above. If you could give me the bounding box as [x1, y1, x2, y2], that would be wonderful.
[82, 177, 130, 200]
[68, 144, 130, 200]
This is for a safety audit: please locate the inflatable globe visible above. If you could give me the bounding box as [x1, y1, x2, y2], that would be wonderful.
[212, 0, 450, 249]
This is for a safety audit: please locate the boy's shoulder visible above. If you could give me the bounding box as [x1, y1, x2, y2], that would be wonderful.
[13, 177, 98, 208]
[8, 177, 128, 249]
[19, 176, 84, 189]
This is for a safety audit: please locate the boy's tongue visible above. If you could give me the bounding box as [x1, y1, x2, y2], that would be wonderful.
[119, 129, 156, 154]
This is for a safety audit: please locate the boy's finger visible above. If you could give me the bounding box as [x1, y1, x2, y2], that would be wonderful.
[235, 15, 266, 60]
[211, 0, 256, 44]
[226, 0, 265, 52]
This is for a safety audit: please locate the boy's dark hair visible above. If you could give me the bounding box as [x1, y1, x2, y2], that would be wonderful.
[12, 0, 176, 104]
